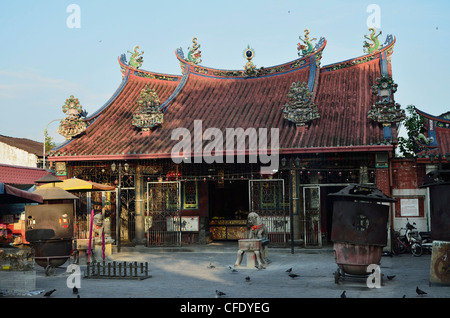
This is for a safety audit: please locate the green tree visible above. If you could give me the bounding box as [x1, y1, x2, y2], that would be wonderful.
[44, 129, 56, 153]
[397, 105, 424, 157]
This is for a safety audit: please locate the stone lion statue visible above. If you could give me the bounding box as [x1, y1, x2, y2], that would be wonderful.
[247, 212, 267, 239]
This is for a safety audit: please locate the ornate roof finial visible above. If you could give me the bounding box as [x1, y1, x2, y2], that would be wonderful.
[187, 37, 202, 64]
[363, 27, 383, 54]
[57, 95, 87, 140]
[132, 84, 164, 131]
[297, 29, 317, 57]
[243, 45, 258, 77]
[127, 45, 144, 69]
[282, 82, 320, 127]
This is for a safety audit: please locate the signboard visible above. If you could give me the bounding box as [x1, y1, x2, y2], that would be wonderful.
[400, 198, 419, 217]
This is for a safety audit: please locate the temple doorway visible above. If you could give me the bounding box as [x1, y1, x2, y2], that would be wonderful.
[208, 180, 249, 241]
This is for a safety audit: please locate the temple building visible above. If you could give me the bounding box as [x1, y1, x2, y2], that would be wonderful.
[47, 29, 405, 248]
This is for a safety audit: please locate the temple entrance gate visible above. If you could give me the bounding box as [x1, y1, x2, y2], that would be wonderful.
[146, 181, 181, 246]
[248, 179, 289, 246]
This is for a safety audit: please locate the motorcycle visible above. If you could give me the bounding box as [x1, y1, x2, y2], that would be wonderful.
[417, 230, 433, 254]
[392, 219, 423, 256]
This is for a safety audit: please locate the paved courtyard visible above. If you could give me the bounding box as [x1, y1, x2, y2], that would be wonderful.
[6, 242, 449, 302]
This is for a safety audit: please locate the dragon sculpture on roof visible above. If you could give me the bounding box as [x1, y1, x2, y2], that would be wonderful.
[363, 28, 383, 54]
[187, 37, 202, 65]
[297, 29, 317, 57]
[128, 45, 144, 69]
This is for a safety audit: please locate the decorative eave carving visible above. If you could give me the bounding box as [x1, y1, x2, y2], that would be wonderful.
[57, 95, 88, 140]
[367, 74, 405, 124]
[282, 81, 320, 127]
[132, 84, 164, 131]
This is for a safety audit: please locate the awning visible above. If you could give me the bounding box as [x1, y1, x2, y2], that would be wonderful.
[0, 183, 43, 204]
[37, 177, 115, 192]
[32, 187, 79, 200]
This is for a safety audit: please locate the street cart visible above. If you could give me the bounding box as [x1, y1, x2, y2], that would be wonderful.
[328, 184, 396, 284]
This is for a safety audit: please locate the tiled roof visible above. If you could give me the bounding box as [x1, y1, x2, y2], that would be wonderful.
[48, 36, 397, 161]
[0, 163, 49, 185]
[415, 108, 450, 162]
[0, 135, 43, 157]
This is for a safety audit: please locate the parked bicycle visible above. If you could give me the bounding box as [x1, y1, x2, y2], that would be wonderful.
[392, 219, 423, 256]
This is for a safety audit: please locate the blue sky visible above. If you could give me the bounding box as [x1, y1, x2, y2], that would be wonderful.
[0, 0, 449, 145]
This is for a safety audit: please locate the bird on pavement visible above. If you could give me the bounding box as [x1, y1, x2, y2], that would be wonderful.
[73, 286, 78, 294]
[288, 273, 299, 279]
[340, 291, 347, 298]
[245, 276, 251, 282]
[207, 262, 215, 269]
[228, 266, 238, 273]
[387, 275, 396, 280]
[44, 289, 56, 297]
[216, 290, 226, 298]
[416, 286, 427, 296]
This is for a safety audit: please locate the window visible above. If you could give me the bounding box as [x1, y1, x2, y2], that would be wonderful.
[183, 181, 198, 210]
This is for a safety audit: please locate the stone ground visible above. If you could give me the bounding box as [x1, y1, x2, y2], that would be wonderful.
[2, 242, 449, 314]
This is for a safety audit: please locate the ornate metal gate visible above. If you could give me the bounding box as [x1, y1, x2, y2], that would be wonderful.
[146, 181, 181, 246]
[301, 186, 322, 247]
[248, 179, 289, 246]
[119, 188, 136, 245]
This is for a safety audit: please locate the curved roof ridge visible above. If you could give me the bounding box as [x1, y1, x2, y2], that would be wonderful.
[176, 38, 327, 80]
[118, 53, 182, 82]
[321, 35, 395, 72]
[415, 107, 450, 124]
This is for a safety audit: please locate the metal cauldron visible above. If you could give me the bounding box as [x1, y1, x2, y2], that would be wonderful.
[420, 170, 450, 286]
[328, 184, 396, 283]
[25, 203, 75, 273]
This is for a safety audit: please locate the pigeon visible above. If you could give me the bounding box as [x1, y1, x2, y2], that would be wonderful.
[207, 262, 215, 269]
[340, 291, 347, 298]
[286, 268, 292, 273]
[73, 286, 78, 294]
[44, 289, 56, 297]
[216, 290, 226, 298]
[245, 276, 251, 282]
[416, 286, 427, 296]
[228, 266, 238, 273]
[387, 275, 396, 280]
[288, 273, 299, 279]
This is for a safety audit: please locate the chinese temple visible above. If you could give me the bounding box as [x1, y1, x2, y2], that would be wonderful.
[48, 28, 404, 247]
[413, 108, 450, 168]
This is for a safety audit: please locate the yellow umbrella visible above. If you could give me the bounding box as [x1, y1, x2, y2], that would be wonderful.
[37, 177, 115, 192]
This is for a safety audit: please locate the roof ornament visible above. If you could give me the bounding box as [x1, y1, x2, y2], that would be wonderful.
[297, 29, 317, 57]
[243, 45, 261, 77]
[282, 81, 320, 127]
[368, 75, 406, 136]
[127, 45, 144, 69]
[363, 27, 383, 54]
[187, 37, 202, 65]
[57, 95, 88, 140]
[132, 84, 164, 131]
